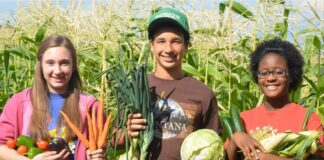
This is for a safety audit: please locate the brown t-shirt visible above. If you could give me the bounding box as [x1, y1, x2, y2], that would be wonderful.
[147, 74, 221, 160]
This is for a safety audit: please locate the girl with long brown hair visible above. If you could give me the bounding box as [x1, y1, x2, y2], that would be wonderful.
[0, 34, 105, 160]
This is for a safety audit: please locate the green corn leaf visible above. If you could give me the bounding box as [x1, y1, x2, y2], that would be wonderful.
[303, 76, 318, 93]
[207, 64, 228, 86]
[294, 138, 313, 160]
[304, 36, 320, 64]
[20, 35, 36, 45]
[5, 47, 35, 60]
[4, 48, 9, 78]
[35, 25, 46, 44]
[274, 133, 303, 154]
[219, 1, 254, 20]
[182, 63, 204, 79]
[302, 103, 315, 131]
[184, 49, 199, 69]
[312, 36, 321, 51]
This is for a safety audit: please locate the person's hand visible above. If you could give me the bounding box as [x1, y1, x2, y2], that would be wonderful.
[231, 131, 266, 160]
[32, 149, 70, 160]
[86, 149, 105, 160]
[127, 113, 146, 137]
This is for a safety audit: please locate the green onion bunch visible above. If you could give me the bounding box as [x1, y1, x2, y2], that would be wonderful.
[107, 63, 154, 160]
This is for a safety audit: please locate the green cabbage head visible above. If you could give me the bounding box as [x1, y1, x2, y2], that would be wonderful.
[181, 129, 224, 160]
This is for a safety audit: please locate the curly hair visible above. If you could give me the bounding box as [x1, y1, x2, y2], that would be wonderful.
[250, 38, 305, 91]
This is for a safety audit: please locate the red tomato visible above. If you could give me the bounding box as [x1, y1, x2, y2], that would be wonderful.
[6, 139, 16, 149]
[37, 140, 49, 151]
[17, 145, 28, 155]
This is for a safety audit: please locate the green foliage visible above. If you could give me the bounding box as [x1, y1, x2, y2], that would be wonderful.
[219, 1, 254, 20]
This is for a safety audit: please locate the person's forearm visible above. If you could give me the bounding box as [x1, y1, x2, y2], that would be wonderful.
[258, 152, 293, 160]
[225, 140, 238, 160]
[0, 145, 29, 160]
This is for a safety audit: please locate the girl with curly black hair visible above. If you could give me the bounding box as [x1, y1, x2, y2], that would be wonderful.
[226, 38, 323, 160]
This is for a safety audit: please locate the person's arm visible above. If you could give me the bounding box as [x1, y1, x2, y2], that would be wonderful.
[0, 94, 22, 159]
[226, 132, 296, 160]
[257, 152, 292, 160]
[0, 145, 29, 160]
[225, 138, 239, 160]
[0, 145, 70, 160]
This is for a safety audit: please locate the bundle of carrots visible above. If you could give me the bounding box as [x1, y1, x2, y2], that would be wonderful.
[60, 91, 113, 151]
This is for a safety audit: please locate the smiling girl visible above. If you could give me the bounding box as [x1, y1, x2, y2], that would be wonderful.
[226, 38, 323, 160]
[0, 35, 105, 160]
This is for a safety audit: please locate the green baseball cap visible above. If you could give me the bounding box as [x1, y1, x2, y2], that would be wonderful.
[148, 8, 190, 40]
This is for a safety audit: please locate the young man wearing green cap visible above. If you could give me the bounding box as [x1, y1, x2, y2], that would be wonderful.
[127, 7, 221, 159]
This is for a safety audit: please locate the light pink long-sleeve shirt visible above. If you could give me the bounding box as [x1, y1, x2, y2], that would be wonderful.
[0, 88, 98, 160]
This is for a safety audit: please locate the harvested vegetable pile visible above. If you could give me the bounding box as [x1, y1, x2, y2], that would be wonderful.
[6, 135, 43, 158]
[6, 135, 70, 159]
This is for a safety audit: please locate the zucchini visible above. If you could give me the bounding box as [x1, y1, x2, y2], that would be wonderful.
[220, 115, 235, 138]
[229, 105, 245, 132]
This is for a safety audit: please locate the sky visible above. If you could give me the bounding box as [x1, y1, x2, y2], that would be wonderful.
[0, 0, 17, 24]
[0, 0, 94, 24]
[0, 0, 256, 24]
[0, 0, 322, 26]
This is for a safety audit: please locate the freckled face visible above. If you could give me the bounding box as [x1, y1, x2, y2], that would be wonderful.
[41, 47, 73, 94]
[150, 27, 188, 72]
[258, 53, 290, 99]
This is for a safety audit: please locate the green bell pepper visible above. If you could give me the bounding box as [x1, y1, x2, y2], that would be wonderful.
[27, 147, 43, 159]
[16, 135, 35, 149]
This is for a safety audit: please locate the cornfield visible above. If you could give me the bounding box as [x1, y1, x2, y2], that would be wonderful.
[0, 0, 323, 158]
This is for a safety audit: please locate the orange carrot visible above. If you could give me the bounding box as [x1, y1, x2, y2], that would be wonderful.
[60, 111, 89, 148]
[86, 111, 97, 151]
[91, 106, 98, 147]
[97, 90, 104, 142]
[98, 112, 113, 149]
